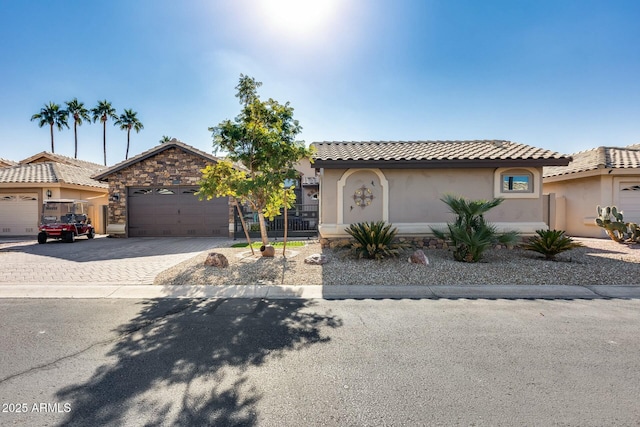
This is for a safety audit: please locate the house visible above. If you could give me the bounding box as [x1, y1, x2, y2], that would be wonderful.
[311, 140, 570, 241]
[543, 144, 640, 238]
[92, 139, 233, 238]
[0, 158, 17, 168]
[0, 152, 108, 236]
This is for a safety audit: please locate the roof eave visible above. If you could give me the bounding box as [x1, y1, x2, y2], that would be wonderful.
[313, 158, 571, 169]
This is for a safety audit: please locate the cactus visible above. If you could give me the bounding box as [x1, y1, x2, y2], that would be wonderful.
[595, 205, 639, 243]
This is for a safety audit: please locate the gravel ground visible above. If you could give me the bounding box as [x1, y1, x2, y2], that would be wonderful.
[154, 238, 640, 287]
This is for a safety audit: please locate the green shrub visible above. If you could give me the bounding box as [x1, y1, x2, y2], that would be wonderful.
[345, 221, 404, 260]
[431, 195, 519, 262]
[524, 229, 584, 260]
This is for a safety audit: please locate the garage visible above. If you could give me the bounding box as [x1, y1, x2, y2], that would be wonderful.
[619, 182, 640, 223]
[0, 193, 38, 236]
[128, 186, 229, 237]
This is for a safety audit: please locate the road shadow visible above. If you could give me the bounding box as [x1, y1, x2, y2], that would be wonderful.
[0, 237, 232, 262]
[54, 298, 342, 426]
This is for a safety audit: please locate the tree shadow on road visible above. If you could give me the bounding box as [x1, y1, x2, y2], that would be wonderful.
[55, 298, 342, 426]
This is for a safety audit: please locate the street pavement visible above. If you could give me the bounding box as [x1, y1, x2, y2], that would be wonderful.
[1, 298, 639, 426]
[1, 236, 640, 300]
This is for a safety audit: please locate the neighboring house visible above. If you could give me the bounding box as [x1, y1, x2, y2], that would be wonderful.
[543, 144, 640, 238]
[93, 139, 233, 238]
[311, 140, 570, 240]
[0, 158, 17, 168]
[0, 152, 108, 236]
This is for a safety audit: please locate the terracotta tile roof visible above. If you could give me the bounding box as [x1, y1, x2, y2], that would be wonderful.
[0, 158, 17, 167]
[544, 144, 640, 177]
[312, 140, 569, 167]
[20, 151, 104, 171]
[0, 162, 108, 189]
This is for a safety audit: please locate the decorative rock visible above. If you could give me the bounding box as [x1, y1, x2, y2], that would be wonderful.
[408, 249, 429, 265]
[260, 244, 275, 257]
[204, 252, 229, 268]
[304, 254, 328, 265]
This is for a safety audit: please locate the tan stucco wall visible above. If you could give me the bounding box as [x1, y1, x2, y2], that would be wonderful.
[320, 167, 545, 237]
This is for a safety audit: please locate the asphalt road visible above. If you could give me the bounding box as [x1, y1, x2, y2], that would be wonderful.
[1, 298, 639, 426]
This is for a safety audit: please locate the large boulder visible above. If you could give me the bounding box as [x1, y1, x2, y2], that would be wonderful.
[304, 253, 328, 265]
[408, 249, 429, 265]
[204, 252, 229, 268]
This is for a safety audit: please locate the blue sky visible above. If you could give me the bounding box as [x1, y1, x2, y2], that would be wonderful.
[1, 0, 639, 166]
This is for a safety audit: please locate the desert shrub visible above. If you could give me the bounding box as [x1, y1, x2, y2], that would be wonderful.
[345, 221, 404, 260]
[524, 229, 584, 260]
[431, 195, 519, 262]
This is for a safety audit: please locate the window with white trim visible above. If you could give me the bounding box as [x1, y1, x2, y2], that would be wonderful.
[493, 167, 540, 199]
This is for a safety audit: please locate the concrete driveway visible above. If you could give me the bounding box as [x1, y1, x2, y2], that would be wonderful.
[0, 236, 233, 285]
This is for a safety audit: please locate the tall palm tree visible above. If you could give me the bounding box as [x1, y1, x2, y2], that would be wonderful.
[65, 98, 90, 159]
[91, 100, 117, 165]
[31, 102, 69, 153]
[159, 135, 172, 143]
[114, 109, 144, 159]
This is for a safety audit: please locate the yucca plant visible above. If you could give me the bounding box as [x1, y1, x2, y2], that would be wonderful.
[524, 229, 584, 260]
[345, 221, 404, 260]
[431, 195, 520, 262]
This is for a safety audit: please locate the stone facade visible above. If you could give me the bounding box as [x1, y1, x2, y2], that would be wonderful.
[106, 147, 233, 237]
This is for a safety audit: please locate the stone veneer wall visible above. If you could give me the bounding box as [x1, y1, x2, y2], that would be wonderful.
[107, 147, 233, 237]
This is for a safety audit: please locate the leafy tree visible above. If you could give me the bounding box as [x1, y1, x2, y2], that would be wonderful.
[65, 98, 91, 159]
[114, 108, 144, 159]
[431, 195, 519, 262]
[91, 100, 117, 165]
[31, 102, 69, 153]
[198, 74, 313, 246]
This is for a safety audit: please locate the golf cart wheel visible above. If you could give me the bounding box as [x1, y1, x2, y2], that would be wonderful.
[37, 232, 47, 244]
[87, 228, 95, 239]
[65, 232, 75, 243]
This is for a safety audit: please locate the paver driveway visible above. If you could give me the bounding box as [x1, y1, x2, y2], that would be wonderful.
[0, 236, 233, 285]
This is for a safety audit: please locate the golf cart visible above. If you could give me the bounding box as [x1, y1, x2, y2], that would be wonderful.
[37, 199, 95, 243]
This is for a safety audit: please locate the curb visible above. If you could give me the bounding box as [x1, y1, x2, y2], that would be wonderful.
[1, 285, 640, 300]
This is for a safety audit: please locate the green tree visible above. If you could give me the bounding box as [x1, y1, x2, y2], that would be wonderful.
[160, 135, 172, 143]
[198, 74, 314, 246]
[91, 100, 117, 165]
[65, 98, 91, 159]
[431, 195, 520, 262]
[114, 108, 144, 159]
[31, 102, 69, 153]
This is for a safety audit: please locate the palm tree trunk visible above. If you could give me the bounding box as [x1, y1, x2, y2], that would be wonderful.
[103, 122, 107, 166]
[126, 129, 131, 159]
[74, 121, 78, 159]
[49, 124, 54, 153]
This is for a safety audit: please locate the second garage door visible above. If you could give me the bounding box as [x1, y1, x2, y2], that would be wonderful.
[619, 182, 640, 223]
[128, 186, 228, 237]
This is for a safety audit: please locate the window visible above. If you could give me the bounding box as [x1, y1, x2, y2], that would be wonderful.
[501, 173, 533, 193]
[493, 167, 539, 199]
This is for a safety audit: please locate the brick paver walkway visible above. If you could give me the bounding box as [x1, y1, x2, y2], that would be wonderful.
[0, 236, 233, 285]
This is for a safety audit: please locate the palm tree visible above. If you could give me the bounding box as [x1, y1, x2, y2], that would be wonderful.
[114, 109, 144, 159]
[91, 100, 117, 165]
[65, 98, 90, 159]
[31, 102, 69, 153]
[159, 135, 172, 143]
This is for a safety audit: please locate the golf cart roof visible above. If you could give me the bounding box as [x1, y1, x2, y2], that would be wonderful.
[43, 199, 89, 204]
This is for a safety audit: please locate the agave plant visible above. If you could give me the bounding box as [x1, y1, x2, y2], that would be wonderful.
[345, 221, 404, 260]
[431, 195, 519, 262]
[524, 229, 584, 260]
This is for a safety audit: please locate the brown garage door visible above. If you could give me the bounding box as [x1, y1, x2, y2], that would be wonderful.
[128, 186, 228, 237]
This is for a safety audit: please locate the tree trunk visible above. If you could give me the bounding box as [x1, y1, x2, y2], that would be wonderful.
[126, 128, 131, 159]
[103, 122, 107, 166]
[282, 189, 288, 257]
[74, 121, 78, 159]
[235, 200, 254, 256]
[257, 210, 269, 246]
[49, 124, 54, 153]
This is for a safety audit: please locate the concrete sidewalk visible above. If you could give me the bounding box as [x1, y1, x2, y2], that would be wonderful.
[1, 284, 639, 299]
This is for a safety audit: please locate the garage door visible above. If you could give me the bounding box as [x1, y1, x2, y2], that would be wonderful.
[128, 186, 228, 237]
[0, 193, 38, 236]
[619, 182, 640, 223]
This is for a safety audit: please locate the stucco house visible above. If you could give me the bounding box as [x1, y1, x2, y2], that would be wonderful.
[311, 140, 570, 240]
[543, 144, 640, 238]
[0, 152, 108, 236]
[93, 139, 234, 238]
[0, 158, 17, 168]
